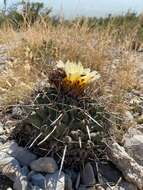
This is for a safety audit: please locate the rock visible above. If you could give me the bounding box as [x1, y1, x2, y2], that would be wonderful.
[123, 125, 143, 139]
[123, 126, 143, 165]
[80, 162, 96, 186]
[0, 152, 17, 172]
[30, 157, 58, 173]
[0, 152, 28, 190]
[107, 142, 143, 190]
[21, 166, 29, 177]
[45, 171, 65, 190]
[98, 162, 122, 183]
[125, 135, 143, 165]
[0, 141, 37, 166]
[13, 175, 28, 190]
[31, 173, 46, 189]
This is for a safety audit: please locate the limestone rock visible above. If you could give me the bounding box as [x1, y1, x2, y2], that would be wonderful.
[0, 152, 28, 190]
[0, 141, 37, 166]
[107, 142, 143, 190]
[123, 125, 143, 165]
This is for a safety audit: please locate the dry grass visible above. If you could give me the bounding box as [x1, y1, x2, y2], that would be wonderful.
[0, 24, 17, 44]
[0, 21, 139, 114]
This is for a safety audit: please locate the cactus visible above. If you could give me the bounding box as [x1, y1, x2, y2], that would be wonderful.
[12, 61, 110, 169]
[12, 87, 110, 168]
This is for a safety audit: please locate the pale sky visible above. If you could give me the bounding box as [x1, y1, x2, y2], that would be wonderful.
[0, 0, 143, 18]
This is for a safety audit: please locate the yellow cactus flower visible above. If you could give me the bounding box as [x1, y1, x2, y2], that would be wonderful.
[49, 60, 100, 97]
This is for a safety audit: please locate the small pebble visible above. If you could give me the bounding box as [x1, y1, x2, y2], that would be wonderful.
[30, 157, 58, 173]
[30, 173, 46, 189]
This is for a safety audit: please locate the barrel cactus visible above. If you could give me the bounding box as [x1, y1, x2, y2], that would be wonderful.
[12, 60, 110, 169]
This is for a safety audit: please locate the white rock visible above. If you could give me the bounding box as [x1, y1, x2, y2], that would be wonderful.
[123, 125, 143, 140]
[0, 141, 37, 166]
[124, 135, 143, 165]
[45, 171, 65, 190]
[123, 125, 143, 165]
[0, 152, 28, 190]
[107, 142, 143, 190]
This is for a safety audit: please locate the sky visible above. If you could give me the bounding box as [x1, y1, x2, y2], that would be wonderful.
[0, 0, 143, 18]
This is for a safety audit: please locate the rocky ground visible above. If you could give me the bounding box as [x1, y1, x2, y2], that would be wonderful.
[0, 41, 143, 190]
